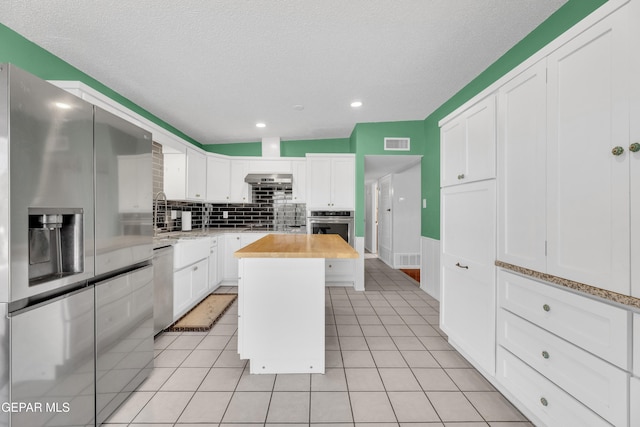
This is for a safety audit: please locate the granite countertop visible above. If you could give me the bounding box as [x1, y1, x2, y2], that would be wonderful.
[152, 226, 306, 249]
[234, 234, 359, 259]
[496, 260, 640, 311]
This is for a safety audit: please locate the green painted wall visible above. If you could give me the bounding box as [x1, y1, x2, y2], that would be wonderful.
[203, 141, 262, 156]
[281, 138, 352, 157]
[421, 0, 609, 240]
[0, 23, 202, 147]
[350, 121, 427, 237]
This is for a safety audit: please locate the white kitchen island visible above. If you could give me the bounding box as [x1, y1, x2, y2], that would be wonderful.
[235, 234, 358, 374]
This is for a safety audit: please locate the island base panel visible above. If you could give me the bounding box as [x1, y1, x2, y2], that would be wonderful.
[238, 257, 325, 374]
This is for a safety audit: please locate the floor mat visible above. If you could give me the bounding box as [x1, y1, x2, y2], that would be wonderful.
[166, 293, 236, 332]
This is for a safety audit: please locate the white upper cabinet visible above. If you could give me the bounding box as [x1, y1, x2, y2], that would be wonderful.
[497, 60, 547, 272]
[441, 94, 496, 187]
[186, 149, 206, 201]
[291, 160, 306, 203]
[163, 152, 186, 200]
[229, 159, 250, 203]
[206, 156, 231, 202]
[306, 154, 355, 210]
[163, 149, 205, 201]
[546, 7, 630, 294]
[631, 0, 640, 299]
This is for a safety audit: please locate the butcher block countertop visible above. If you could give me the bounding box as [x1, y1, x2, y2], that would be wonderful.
[234, 234, 359, 259]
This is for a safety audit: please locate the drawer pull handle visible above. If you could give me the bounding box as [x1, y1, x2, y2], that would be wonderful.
[542, 350, 549, 359]
[540, 397, 548, 407]
[542, 304, 550, 312]
[455, 262, 469, 269]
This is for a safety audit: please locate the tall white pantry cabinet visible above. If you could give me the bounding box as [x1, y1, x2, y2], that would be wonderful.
[441, 1, 640, 425]
[439, 94, 497, 376]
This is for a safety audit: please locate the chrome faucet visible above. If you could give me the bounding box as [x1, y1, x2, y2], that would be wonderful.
[154, 191, 168, 235]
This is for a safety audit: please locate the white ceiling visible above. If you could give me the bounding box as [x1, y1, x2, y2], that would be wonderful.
[1, 0, 567, 145]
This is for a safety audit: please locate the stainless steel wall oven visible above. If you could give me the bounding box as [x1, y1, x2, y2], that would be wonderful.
[307, 210, 355, 247]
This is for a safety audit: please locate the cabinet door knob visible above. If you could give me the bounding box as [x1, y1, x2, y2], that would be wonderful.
[611, 146, 624, 156]
[457, 173, 465, 180]
[455, 262, 469, 269]
[630, 142, 640, 153]
[540, 397, 548, 407]
[542, 350, 550, 359]
[193, 266, 198, 271]
[543, 304, 551, 312]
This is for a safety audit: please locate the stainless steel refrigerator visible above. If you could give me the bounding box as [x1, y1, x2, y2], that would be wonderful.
[92, 106, 153, 426]
[0, 64, 153, 427]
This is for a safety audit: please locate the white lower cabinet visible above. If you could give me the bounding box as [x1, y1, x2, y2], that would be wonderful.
[222, 233, 267, 284]
[496, 269, 631, 427]
[498, 309, 627, 426]
[172, 239, 210, 320]
[223, 234, 242, 282]
[173, 258, 208, 320]
[634, 314, 640, 377]
[631, 377, 640, 427]
[440, 180, 496, 375]
[498, 270, 629, 369]
[208, 237, 220, 291]
[497, 347, 611, 427]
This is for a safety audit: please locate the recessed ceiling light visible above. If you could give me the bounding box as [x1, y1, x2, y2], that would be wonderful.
[350, 101, 363, 108]
[55, 102, 72, 109]
[256, 122, 266, 128]
[293, 104, 304, 111]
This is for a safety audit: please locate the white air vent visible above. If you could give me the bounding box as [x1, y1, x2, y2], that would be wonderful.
[384, 137, 410, 151]
[394, 253, 421, 268]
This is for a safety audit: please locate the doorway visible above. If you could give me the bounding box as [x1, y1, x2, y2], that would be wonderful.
[364, 155, 422, 270]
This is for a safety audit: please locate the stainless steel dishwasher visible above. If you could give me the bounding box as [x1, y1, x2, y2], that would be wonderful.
[153, 245, 174, 335]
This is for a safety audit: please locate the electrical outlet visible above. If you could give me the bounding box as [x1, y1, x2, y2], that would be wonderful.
[422, 199, 427, 209]
[223, 211, 229, 219]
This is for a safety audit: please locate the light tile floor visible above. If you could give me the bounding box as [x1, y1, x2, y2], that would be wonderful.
[105, 257, 532, 426]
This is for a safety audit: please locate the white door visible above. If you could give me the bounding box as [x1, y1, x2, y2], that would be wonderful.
[306, 157, 332, 208]
[440, 118, 466, 187]
[206, 156, 231, 202]
[497, 59, 547, 271]
[365, 182, 378, 254]
[378, 175, 392, 266]
[440, 180, 496, 374]
[331, 157, 355, 210]
[223, 234, 242, 281]
[465, 95, 496, 183]
[546, 9, 630, 294]
[186, 149, 206, 200]
[229, 160, 250, 203]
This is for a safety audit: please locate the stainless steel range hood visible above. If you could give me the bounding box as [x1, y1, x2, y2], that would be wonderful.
[244, 173, 293, 185]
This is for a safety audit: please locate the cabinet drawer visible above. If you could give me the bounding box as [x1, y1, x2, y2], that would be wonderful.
[498, 309, 627, 426]
[174, 238, 210, 270]
[496, 347, 610, 427]
[498, 269, 629, 369]
[634, 314, 640, 377]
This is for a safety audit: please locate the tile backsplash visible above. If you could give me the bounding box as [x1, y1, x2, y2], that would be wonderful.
[152, 144, 305, 232]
